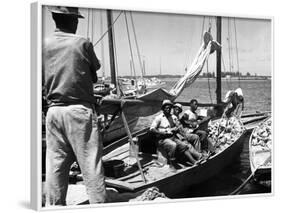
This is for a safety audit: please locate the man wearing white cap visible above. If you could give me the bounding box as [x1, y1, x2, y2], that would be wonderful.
[223, 88, 244, 118]
[172, 103, 203, 158]
[150, 100, 201, 168]
[43, 6, 106, 205]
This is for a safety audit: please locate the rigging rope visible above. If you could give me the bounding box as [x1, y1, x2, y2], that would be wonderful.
[222, 50, 231, 90]
[100, 10, 105, 78]
[234, 18, 241, 87]
[206, 17, 213, 103]
[206, 60, 213, 103]
[91, 9, 95, 42]
[227, 17, 233, 75]
[93, 11, 123, 47]
[124, 11, 138, 93]
[129, 12, 146, 87]
[87, 8, 90, 39]
[200, 17, 206, 44]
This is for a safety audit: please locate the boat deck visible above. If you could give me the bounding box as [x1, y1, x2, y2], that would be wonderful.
[103, 143, 182, 188]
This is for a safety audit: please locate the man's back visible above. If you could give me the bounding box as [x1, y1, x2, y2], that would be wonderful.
[43, 30, 100, 106]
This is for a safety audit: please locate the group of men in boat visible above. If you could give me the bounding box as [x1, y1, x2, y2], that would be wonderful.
[150, 99, 213, 169]
[149, 88, 244, 169]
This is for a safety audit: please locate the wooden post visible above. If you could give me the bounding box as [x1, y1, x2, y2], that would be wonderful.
[216, 16, 222, 104]
[120, 108, 147, 183]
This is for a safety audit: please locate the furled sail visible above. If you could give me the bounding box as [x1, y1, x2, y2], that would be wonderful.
[99, 32, 220, 117]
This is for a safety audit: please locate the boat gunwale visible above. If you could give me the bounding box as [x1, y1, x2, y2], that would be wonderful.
[248, 116, 272, 174]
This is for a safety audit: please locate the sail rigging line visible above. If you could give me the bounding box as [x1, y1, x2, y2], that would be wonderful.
[227, 17, 233, 75]
[234, 18, 241, 87]
[129, 12, 146, 87]
[87, 8, 90, 39]
[207, 17, 213, 103]
[100, 10, 105, 79]
[206, 60, 213, 104]
[93, 11, 123, 47]
[200, 17, 206, 44]
[230, 19, 236, 78]
[221, 50, 231, 90]
[91, 9, 95, 42]
[124, 11, 138, 94]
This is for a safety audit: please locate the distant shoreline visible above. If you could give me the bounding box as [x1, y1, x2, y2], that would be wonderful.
[102, 76, 271, 82]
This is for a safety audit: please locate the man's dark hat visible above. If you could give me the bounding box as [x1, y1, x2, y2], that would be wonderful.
[48, 6, 84, 18]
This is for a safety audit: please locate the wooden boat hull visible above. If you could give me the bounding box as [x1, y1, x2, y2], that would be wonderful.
[103, 116, 139, 146]
[249, 117, 272, 183]
[103, 128, 246, 196]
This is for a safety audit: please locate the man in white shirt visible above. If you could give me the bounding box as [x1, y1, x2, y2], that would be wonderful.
[150, 100, 200, 168]
[181, 99, 211, 152]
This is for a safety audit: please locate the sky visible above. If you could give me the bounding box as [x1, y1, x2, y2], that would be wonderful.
[42, 5, 272, 78]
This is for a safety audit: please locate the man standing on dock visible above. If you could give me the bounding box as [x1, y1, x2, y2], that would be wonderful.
[43, 6, 106, 205]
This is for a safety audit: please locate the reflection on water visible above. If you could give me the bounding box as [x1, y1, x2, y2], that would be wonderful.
[136, 79, 272, 198]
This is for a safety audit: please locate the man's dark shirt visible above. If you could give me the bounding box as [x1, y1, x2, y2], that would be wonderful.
[43, 29, 100, 106]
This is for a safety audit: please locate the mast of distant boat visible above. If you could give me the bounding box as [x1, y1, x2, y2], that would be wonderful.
[216, 16, 222, 104]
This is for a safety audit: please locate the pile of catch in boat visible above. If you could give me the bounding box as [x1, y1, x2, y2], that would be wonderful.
[251, 118, 272, 167]
[251, 119, 272, 148]
[208, 117, 245, 152]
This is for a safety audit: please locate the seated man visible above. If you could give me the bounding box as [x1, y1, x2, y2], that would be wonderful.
[223, 88, 244, 118]
[172, 103, 203, 158]
[180, 99, 212, 152]
[150, 100, 201, 168]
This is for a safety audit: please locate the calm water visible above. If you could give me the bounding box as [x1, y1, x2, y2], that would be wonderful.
[136, 79, 272, 198]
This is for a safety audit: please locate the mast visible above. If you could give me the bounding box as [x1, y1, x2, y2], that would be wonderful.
[216, 16, 222, 104]
[106, 10, 117, 86]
